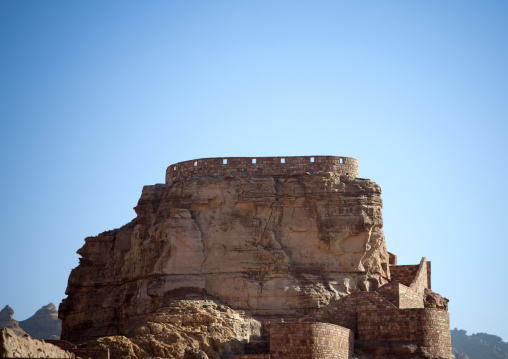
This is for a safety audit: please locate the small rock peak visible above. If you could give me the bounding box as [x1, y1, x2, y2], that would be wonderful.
[0, 305, 14, 318]
[35, 303, 57, 314]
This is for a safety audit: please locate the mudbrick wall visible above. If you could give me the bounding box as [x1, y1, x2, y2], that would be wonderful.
[357, 308, 452, 358]
[377, 258, 428, 309]
[391, 260, 432, 290]
[298, 294, 360, 333]
[409, 258, 429, 296]
[377, 282, 425, 309]
[165, 156, 359, 183]
[291, 257, 453, 358]
[269, 322, 353, 359]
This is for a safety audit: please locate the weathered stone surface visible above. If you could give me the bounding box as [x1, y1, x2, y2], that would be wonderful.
[424, 289, 449, 310]
[0, 328, 71, 358]
[19, 303, 61, 340]
[60, 168, 389, 342]
[184, 346, 209, 359]
[78, 335, 140, 359]
[0, 306, 26, 337]
[78, 300, 260, 359]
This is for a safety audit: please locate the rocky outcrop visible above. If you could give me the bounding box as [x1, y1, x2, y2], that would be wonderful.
[0, 306, 26, 337]
[19, 303, 61, 339]
[60, 166, 389, 342]
[424, 289, 449, 310]
[0, 328, 72, 358]
[79, 300, 261, 359]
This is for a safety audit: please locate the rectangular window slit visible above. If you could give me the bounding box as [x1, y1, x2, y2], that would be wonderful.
[310, 157, 314, 163]
[194, 161, 198, 166]
[252, 158, 256, 164]
[223, 159, 228, 165]
[281, 158, 285, 164]
[173, 166, 176, 171]
[339, 158, 344, 164]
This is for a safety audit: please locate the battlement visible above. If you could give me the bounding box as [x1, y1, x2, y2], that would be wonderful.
[166, 156, 359, 184]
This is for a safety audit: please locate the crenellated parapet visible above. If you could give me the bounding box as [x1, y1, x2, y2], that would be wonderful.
[166, 155, 359, 183]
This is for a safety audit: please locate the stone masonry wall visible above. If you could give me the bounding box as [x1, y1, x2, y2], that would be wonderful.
[270, 322, 353, 359]
[390, 258, 432, 290]
[231, 355, 271, 359]
[376, 282, 423, 309]
[298, 294, 358, 333]
[398, 284, 424, 309]
[389, 265, 419, 287]
[409, 257, 428, 297]
[165, 156, 359, 183]
[357, 308, 452, 358]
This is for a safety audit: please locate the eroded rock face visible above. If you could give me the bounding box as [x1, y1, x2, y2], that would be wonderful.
[424, 289, 449, 310]
[60, 171, 389, 342]
[0, 328, 72, 358]
[79, 300, 261, 359]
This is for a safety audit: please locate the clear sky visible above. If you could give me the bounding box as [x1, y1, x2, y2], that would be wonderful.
[1, 0, 507, 341]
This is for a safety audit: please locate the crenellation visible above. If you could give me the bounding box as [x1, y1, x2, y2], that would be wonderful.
[165, 156, 359, 183]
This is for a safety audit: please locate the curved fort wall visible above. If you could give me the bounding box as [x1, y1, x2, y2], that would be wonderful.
[270, 322, 353, 359]
[166, 156, 359, 184]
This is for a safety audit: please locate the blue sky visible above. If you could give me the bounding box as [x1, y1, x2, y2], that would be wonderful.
[1, 1, 507, 341]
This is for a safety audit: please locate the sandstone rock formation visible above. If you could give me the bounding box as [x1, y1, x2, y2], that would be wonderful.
[59, 156, 453, 359]
[0, 306, 26, 337]
[79, 300, 261, 359]
[0, 328, 71, 358]
[60, 156, 389, 343]
[19, 303, 61, 340]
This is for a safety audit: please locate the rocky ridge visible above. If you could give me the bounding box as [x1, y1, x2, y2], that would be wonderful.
[0, 303, 61, 340]
[451, 329, 508, 359]
[19, 303, 62, 340]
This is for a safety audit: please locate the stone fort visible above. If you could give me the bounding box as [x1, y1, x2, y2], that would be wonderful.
[166, 155, 359, 183]
[59, 155, 454, 359]
[166, 156, 453, 359]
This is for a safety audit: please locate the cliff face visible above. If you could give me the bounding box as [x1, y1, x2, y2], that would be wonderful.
[60, 158, 389, 343]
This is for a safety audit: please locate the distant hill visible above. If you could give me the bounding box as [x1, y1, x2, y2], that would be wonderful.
[452, 328, 508, 359]
[0, 305, 26, 336]
[19, 303, 61, 340]
[0, 303, 61, 339]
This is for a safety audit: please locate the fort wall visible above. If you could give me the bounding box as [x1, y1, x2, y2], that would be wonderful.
[165, 156, 359, 183]
[409, 257, 429, 296]
[357, 308, 452, 358]
[376, 282, 424, 309]
[389, 265, 419, 286]
[270, 322, 353, 359]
